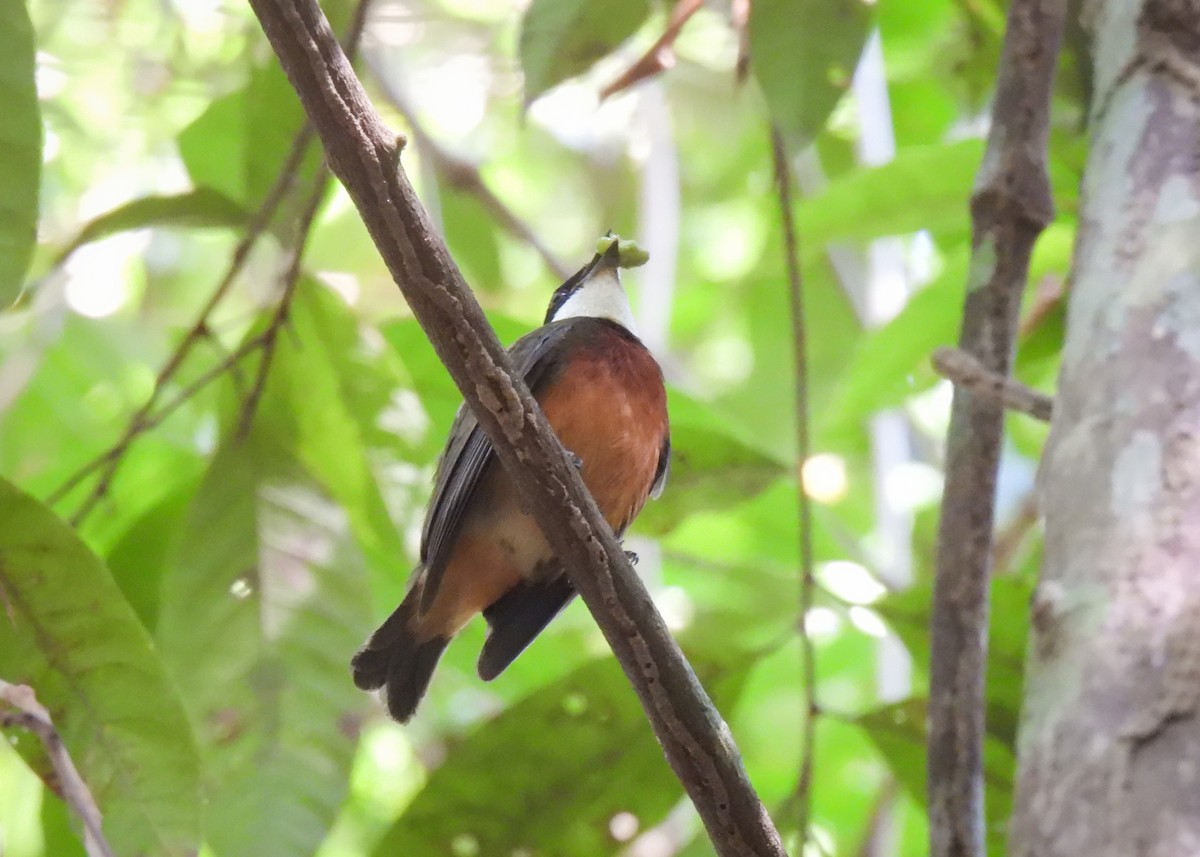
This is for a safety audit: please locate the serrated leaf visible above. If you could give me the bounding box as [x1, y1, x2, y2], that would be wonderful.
[0, 1, 41, 307]
[519, 0, 651, 105]
[750, 0, 872, 144]
[54, 189, 247, 268]
[372, 656, 749, 857]
[0, 478, 202, 856]
[154, 440, 373, 857]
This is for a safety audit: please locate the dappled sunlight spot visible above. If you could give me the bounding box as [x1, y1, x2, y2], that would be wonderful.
[413, 54, 491, 140]
[35, 52, 67, 100]
[609, 811, 639, 842]
[528, 80, 639, 154]
[378, 389, 431, 444]
[656, 586, 694, 632]
[64, 235, 145, 318]
[693, 334, 753, 387]
[909, 378, 955, 437]
[848, 606, 888, 639]
[801, 453, 849, 504]
[169, 0, 225, 33]
[561, 692, 588, 716]
[817, 560, 886, 605]
[228, 577, 253, 601]
[194, 415, 218, 455]
[450, 833, 479, 857]
[690, 201, 767, 281]
[319, 271, 360, 307]
[809, 824, 836, 856]
[883, 460, 944, 512]
[804, 606, 841, 639]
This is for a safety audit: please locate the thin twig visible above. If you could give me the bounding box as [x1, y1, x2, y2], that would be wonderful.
[236, 164, 331, 437]
[927, 1, 1065, 856]
[364, 57, 573, 281]
[47, 123, 317, 522]
[599, 0, 703, 100]
[932, 346, 1054, 422]
[247, 2, 786, 853]
[0, 680, 115, 857]
[47, 0, 376, 524]
[771, 127, 818, 849]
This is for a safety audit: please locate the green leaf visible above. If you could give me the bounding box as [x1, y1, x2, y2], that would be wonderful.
[749, 0, 872, 144]
[875, 574, 1032, 748]
[154, 439, 374, 857]
[519, 0, 651, 105]
[0, 478, 202, 856]
[819, 248, 969, 441]
[54, 189, 247, 268]
[178, 64, 316, 210]
[857, 697, 1015, 855]
[0, 1, 41, 307]
[241, 282, 412, 604]
[372, 656, 748, 857]
[797, 140, 984, 245]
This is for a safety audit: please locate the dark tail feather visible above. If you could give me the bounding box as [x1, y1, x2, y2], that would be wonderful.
[478, 575, 576, 681]
[351, 595, 450, 723]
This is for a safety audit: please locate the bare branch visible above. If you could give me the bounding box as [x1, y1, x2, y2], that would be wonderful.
[927, 1, 1066, 856]
[237, 164, 331, 437]
[771, 127, 819, 850]
[0, 680, 114, 857]
[931, 346, 1054, 422]
[246, 2, 786, 853]
[599, 0, 703, 101]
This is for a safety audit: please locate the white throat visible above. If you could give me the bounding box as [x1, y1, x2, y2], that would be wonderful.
[550, 267, 638, 334]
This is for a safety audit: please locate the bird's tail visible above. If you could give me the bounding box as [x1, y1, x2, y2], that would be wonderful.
[351, 588, 450, 723]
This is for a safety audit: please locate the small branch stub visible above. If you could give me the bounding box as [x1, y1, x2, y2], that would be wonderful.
[0, 680, 115, 857]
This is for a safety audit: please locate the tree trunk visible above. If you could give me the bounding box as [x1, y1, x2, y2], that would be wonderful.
[1010, 2, 1200, 855]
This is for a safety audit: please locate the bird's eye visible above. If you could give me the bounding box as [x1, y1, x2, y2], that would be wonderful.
[545, 284, 573, 323]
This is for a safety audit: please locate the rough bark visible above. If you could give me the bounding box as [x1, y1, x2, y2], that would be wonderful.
[1010, 2, 1200, 855]
[927, 2, 1064, 856]
[245, 2, 786, 855]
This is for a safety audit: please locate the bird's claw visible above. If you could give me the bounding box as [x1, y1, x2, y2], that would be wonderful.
[567, 451, 583, 470]
[624, 550, 639, 566]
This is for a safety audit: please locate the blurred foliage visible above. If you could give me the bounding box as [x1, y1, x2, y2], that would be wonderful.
[0, 0, 1081, 855]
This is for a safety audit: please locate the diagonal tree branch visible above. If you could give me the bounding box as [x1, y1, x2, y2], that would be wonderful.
[0, 680, 114, 857]
[927, 1, 1065, 856]
[245, 2, 785, 854]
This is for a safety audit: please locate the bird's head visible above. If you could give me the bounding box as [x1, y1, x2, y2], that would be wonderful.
[544, 234, 647, 332]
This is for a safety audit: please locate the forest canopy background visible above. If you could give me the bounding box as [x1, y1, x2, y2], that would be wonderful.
[0, 0, 1078, 855]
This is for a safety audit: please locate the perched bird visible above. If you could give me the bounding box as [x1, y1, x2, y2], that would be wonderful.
[352, 237, 670, 722]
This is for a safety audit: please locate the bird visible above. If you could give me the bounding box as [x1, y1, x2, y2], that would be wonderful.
[351, 236, 670, 722]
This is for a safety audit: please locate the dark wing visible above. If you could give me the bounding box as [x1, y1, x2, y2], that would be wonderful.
[417, 320, 581, 612]
[477, 572, 576, 680]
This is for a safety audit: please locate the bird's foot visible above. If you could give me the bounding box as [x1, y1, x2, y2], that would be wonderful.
[624, 550, 639, 566]
[567, 450, 583, 470]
